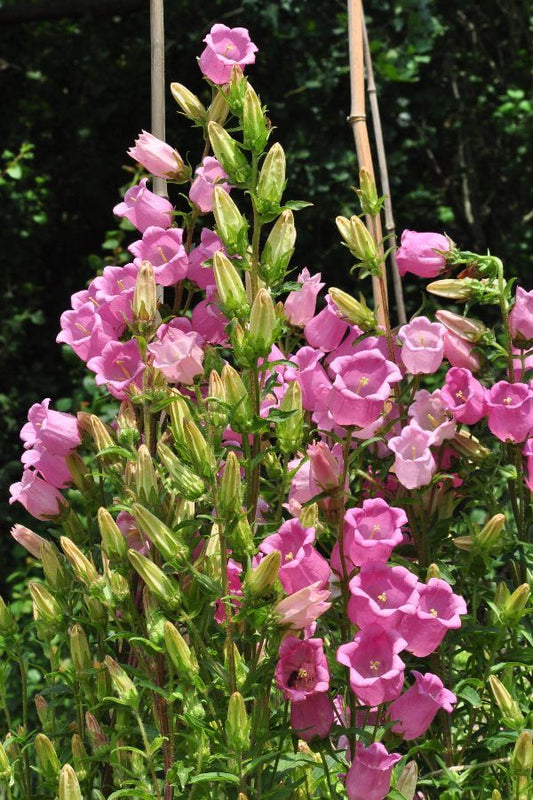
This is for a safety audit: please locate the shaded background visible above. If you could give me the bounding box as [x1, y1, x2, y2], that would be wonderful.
[0, 0, 531, 584]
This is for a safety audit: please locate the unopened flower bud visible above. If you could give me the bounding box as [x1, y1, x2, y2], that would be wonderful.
[0, 742, 11, 781]
[35, 694, 49, 728]
[70, 624, 91, 675]
[206, 89, 230, 127]
[87, 414, 116, 454]
[40, 540, 70, 593]
[104, 656, 139, 708]
[336, 214, 379, 266]
[256, 143, 286, 217]
[213, 250, 249, 318]
[243, 84, 268, 154]
[491, 790, 502, 800]
[29, 581, 63, 625]
[132, 503, 189, 564]
[453, 536, 473, 551]
[127, 549, 181, 608]
[435, 309, 489, 342]
[221, 364, 253, 433]
[84, 712, 109, 755]
[476, 513, 506, 554]
[231, 515, 255, 558]
[133, 260, 157, 327]
[213, 185, 249, 254]
[426, 563, 441, 581]
[299, 502, 319, 530]
[65, 452, 93, 493]
[245, 550, 280, 597]
[11, 523, 47, 559]
[207, 370, 229, 429]
[157, 441, 206, 500]
[226, 691, 250, 751]
[71, 734, 87, 781]
[59, 763, 82, 800]
[227, 65, 247, 115]
[170, 82, 206, 124]
[356, 167, 383, 217]
[224, 641, 248, 688]
[97, 507, 128, 562]
[512, 731, 533, 774]
[35, 733, 61, 781]
[116, 400, 140, 447]
[328, 287, 377, 331]
[108, 570, 130, 605]
[502, 583, 530, 626]
[135, 443, 159, 504]
[208, 121, 251, 185]
[182, 418, 216, 479]
[168, 392, 191, 456]
[451, 429, 490, 460]
[427, 279, 480, 301]
[261, 209, 296, 285]
[84, 595, 107, 624]
[218, 451, 243, 518]
[395, 760, 419, 800]
[488, 675, 524, 728]
[276, 381, 303, 454]
[249, 288, 276, 356]
[164, 621, 198, 676]
[60, 537, 99, 587]
[0, 596, 17, 636]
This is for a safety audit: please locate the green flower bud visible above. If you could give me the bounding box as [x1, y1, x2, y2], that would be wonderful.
[475, 513, 506, 555]
[65, 452, 93, 494]
[97, 507, 128, 562]
[170, 82, 206, 124]
[336, 214, 379, 266]
[29, 581, 63, 626]
[135, 443, 159, 505]
[229, 321, 255, 368]
[132, 502, 189, 564]
[248, 288, 276, 356]
[256, 143, 286, 217]
[213, 250, 249, 318]
[104, 656, 139, 708]
[116, 400, 140, 448]
[491, 791, 502, 800]
[85, 712, 109, 755]
[488, 675, 524, 728]
[59, 764, 82, 800]
[221, 364, 253, 433]
[244, 550, 280, 597]
[35, 733, 61, 781]
[426, 278, 486, 302]
[157, 441, 206, 500]
[512, 731, 533, 774]
[328, 287, 377, 331]
[426, 563, 441, 581]
[0, 596, 17, 636]
[164, 621, 198, 676]
[87, 414, 116, 455]
[452, 536, 473, 551]
[356, 167, 383, 217]
[226, 691, 250, 751]
[182, 418, 217, 479]
[243, 84, 268, 153]
[230, 515, 255, 558]
[218, 451, 243, 518]
[276, 380, 303, 454]
[40, 540, 71, 593]
[168, 392, 191, 456]
[35, 694, 49, 729]
[208, 121, 251, 185]
[299, 502, 319, 531]
[84, 595, 107, 624]
[60, 537, 99, 587]
[127, 549, 181, 609]
[262, 212, 296, 288]
[451, 429, 490, 460]
[71, 734, 87, 782]
[69, 624, 91, 675]
[206, 90, 230, 127]
[224, 642, 248, 689]
[133, 260, 157, 329]
[502, 583, 530, 626]
[227, 65, 247, 116]
[395, 760, 419, 800]
[0, 742, 11, 782]
[207, 370, 229, 429]
[108, 571, 130, 606]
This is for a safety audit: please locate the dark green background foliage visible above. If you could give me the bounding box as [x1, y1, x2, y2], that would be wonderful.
[0, 0, 531, 576]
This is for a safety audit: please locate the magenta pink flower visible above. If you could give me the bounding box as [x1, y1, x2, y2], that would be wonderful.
[88, 264, 138, 329]
[284, 347, 331, 413]
[275, 582, 331, 630]
[214, 558, 243, 624]
[340, 498, 408, 569]
[21, 446, 72, 489]
[440, 367, 487, 424]
[191, 288, 229, 345]
[337, 624, 406, 707]
[199, 24, 258, 85]
[401, 578, 467, 657]
[285, 269, 325, 327]
[129, 226, 188, 286]
[20, 398, 81, 456]
[57, 303, 115, 363]
[113, 178, 174, 233]
[187, 228, 224, 289]
[347, 562, 419, 631]
[345, 741, 401, 800]
[307, 441, 342, 491]
[486, 381, 533, 443]
[408, 389, 456, 445]
[290, 693, 334, 742]
[148, 325, 204, 385]
[388, 423, 436, 490]
[127, 130, 184, 180]
[509, 287, 533, 343]
[189, 156, 232, 213]
[9, 469, 66, 520]
[396, 230, 450, 279]
[87, 339, 145, 400]
[388, 670, 457, 740]
[275, 636, 330, 702]
[398, 316, 446, 374]
[304, 295, 350, 351]
[443, 330, 483, 371]
[328, 350, 402, 428]
[260, 519, 330, 594]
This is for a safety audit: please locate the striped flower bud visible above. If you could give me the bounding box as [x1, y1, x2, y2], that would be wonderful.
[59, 763, 82, 800]
[249, 288, 276, 356]
[426, 278, 482, 302]
[256, 142, 285, 217]
[213, 250, 249, 318]
[356, 167, 382, 217]
[276, 381, 303, 454]
[226, 691, 250, 751]
[218, 451, 243, 519]
[208, 121, 251, 185]
[11, 523, 47, 559]
[336, 214, 379, 266]
[69, 624, 91, 675]
[170, 82, 206, 124]
[511, 731, 533, 774]
[71, 735, 88, 782]
[329, 287, 377, 331]
[0, 742, 11, 782]
[60, 537, 99, 587]
[35, 733, 61, 781]
[104, 656, 139, 708]
[261, 209, 296, 285]
[206, 90, 230, 127]
[182, 418, 216, 479]
[157, 441, 206, 500]
[29, 581, 63, 626]
[85, 712, 109, 754]
[0, 596, 17, 636]
[65, 452, 93, 494]
[135, 443, 159, 504]
[133, 260, 157, 330]
[35, 694, 49, 728]
[435, 309, 489, 342]
[244, 550, 280, 597]
[395, 761, 419, 800]
[87, 414, 116, 454]
[502, 584, 530, 626]
[164, 621, 198, 676]
[40, 540, 70, 593]
[243, 84, 268, 154]
[488, 675, 524, 728]
[207, 369, 229, 429]
[132, 502, 189, 564]
[97, 507, 128, 561]
[213, 186, 249, 255]
[127, 550, 181, 608]
[221, 364, 252, 433]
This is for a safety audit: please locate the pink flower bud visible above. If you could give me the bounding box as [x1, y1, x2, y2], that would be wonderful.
[127, 130, 185, 180]
[275, 582, 331, 630]
[396, 229, 450, 279]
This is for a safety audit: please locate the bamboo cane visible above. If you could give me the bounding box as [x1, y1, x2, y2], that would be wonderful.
[150, 0, 167, 198]
[362, 13, 406, 324]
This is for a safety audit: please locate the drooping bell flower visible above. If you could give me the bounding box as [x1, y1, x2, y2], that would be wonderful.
[21, 445, 72, 489]
[387, 670, 457, 740]
[336, 624, 407, 707]
[9, 469, 67, 520]
[113, 178, 174, 233]
[304, 294, 350, 351]
[20, 398, 81, 456]
[387, 423, 436, 490]
[398, 316, 446, 374]
[400, 578, 467, 657]
[128, 130, 186, 180]
[395, 230, 450, 279]
[199, 24, 258, 85]
[285, 268, 325, 328]
[345, 741, 401, 800]
[87, 339, 145, 400]
[274, 582, 331, 630]
[509, 286, 533, 344]
[189, 156, 232, 213]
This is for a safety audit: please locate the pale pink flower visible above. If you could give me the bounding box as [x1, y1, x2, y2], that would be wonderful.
[189, 157, 232, 213]
[191, 288, 229, 345]
[9, 470, 66, 520]
[87, 339, 145, 400]
[328, 349, 402, 428]
[128, 130, 184, 179]
[345, 741, 401, 800]
[443, 330, 483, 371]
[398, 316, 446, 374]
[275, 582, 331, 630]
[304, 295, 350, 351]
[57, 302, 115, 362]
[199, 24, 258, 85]
[388, 423, 436, 490]
[284, 269, 325, 327]
[337, 624, 406, 707]
[11, 524, 48, 559]
[440, 367, 487, 425]
[339, 498, 407, 570]
[21, 446, 71, 489]
[509, 286, 533, 342]
[408, 389, 456, 445]
[187, 228, 224, 289]
[284, 347, 331, 413]
[128, 226, 188, 286]
[388, 670, 457, 740]
[401, 578, 467, 657]
[148, 324, 204, 385]
[486, 381, 533, 443]
[20, 398, 81, 455]
[113, 178, 174, 232]
[396, 230, 450, 279]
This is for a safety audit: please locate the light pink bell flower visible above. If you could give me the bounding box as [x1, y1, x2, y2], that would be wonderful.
[284, 347, 331, 413]
[11, 524, 48, 559]
[9, 469, 66, 520]
[337, 624, 407, 707]
[260, 519, 330, 594]
[440, 367, 487, 424]
[129, 226, 188, 286]
[285, 268, 325, 328]
[89, 264, 139, 327]
[388, 423, 436, 490]
[128, 130, 185, 180]
[388, 670, 457, 740]
[87, 339, 145, 400]
[443, 329, 483, 371]
[275, 582, 331, 630]
[345, 741, 401, 800]
[304, 295, 350, 351]
[398, 316, 446, 374]
[187, 228, 225, 289]
[148, 324, 204, 385]
[341, 498, 407, 568]
[328, 349, 402, 428]
[113, 178, 174, 233]
[191, 288, 229, 345]
[523, 438, 533, 491]
[20, 398, 81, 455]
[408, 389, 456, 445]
[57, 303, 115, 363]
[486, 381, 533, 443]
[199, 24, 258, 85]
[21, 446, 72, 489]
[189, 156, 232, 213]
[307, 441, 342, 492]
[275, 636, 330, 702]
[347, 562, 419, 631]
[396, 230, 450, 279]
[509, 286, 533, 343]
[214, 558, 243, 624]
[290, 692, 334, 742]
[401, 578, 467, 657]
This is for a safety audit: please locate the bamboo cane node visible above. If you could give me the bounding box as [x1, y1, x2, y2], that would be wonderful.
[347, 113, 367, 124]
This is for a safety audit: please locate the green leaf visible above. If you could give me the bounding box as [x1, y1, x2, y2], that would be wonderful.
[456, 685, 482, 708]
[187, 771, 240, 786]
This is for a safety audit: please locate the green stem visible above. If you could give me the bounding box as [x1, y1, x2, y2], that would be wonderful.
[496, 257, 514, 381]
[135, 709, 163, 800]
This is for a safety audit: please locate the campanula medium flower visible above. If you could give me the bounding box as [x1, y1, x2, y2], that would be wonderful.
[387, 670, 457, 740]
[284, 268, 325, 328]
[440, 367, 487, 425]
[274, 582, 331, 630]
[400, 578, 467, 657]
[260, 519, 330, 594]
[9, 469, 67, 520]
[523, 438, 533, 491]
[347, 562, 420, 632]
[443, 329, 483, 371]
[284, 347, 331, 413]
[87, 339, 145, 400]
[275, 636, 330, 702]
[290, 693, 334, 742]
[148, 323, 205, 385]
[21, 445, 72, 489]
[408, 389, 456, 446]
[345, 741, 401, 800]
[20, 398, 81, 456]
[191, 287, 229, 345]
[187, 228, 225, 289]
[387, 423, 436, 490]
[398, 316, 446, 374]
[395, 230, 450, 279]
[342, 498, 407, 567]
[57, 302, 115, 362]
[509, 286, 533, 343]
[189, 157, 232, 213]
[199, 24, 258, 85]
[11, 524, 48, 560]
[113, 178, 174, 233]
[304, 294, 350, 351]
[214, 558, 243, 624]
[128, 130, 185, 180]
[337, 624, 406, 707]
[486, 381, 533, 443]
[128, 226, 188, 286]
[328, 349, 402, 428]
